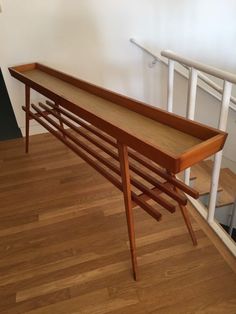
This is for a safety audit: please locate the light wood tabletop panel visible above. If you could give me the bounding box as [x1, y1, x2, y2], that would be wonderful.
[9, 63, 227, 173]
[23, 69, 201, 156]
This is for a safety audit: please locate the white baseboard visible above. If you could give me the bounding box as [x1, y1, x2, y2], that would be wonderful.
[20, 122, 48, 136]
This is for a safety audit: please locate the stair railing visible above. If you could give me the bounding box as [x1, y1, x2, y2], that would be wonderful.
[130, 39, 236, 110]
[229, 199, 236, 237]
[130, 39, 236, 255]
[161, 50, 235, 225]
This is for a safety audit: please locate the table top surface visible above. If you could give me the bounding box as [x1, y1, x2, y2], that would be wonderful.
[24, 69, 202, 156]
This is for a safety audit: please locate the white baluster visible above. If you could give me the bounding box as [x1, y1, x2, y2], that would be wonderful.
[208, 80, 232, 223]
[167, 60, 174, 112]
[184, 68, 198, 185]
[229, 200, 236, 236]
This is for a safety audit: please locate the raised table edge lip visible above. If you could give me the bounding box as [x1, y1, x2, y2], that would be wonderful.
[8, 63, 227, 174]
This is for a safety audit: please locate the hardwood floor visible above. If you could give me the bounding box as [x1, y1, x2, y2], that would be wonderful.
[0, 132, 235, 314]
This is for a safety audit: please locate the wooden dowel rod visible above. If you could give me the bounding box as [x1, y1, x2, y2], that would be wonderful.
[25, 109, 121, 189]
[37, 106, 170, 213]
[45, 100, 116, 147]
[29, 108, 58, 120]
[172, 182, 198, 246]
[25, 86, 30, 153]
[129, 163, 186, 206]
[132, 179, 175, 213]
[54, 102, 66, 138]
[129, 152, 199, 199]
[26, 106, 163, 220]
[40, 102, 186, 206]
[33, 105, 119, 172]
[36, 104, 175, 212]
[44, 101, 199, 199]
[40, 102, 117, 155]
[131, 191, 162, 220]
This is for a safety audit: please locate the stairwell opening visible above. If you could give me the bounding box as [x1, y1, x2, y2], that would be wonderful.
[0, 68, 22, 141]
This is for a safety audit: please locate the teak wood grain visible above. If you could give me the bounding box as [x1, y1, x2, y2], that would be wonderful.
[0, 133, 235, 314]
[36, 102, 187, 207]
[8, 62, 230, 282]
[118, 142, 138, 280]
[44, 100, 199, 199]
[9, 63, 227, 173]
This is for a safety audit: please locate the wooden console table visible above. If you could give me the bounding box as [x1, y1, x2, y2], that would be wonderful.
[9, 63, 227, 280]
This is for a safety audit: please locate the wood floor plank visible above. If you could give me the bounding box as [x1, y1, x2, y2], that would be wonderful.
[0, 132, 235, 313]
[24, 292, 139, 314]
[16, 261, 130, 302]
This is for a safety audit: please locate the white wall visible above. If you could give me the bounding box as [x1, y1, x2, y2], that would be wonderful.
[140, 0, 236, 166]
[149, 0, 236, 72]
[0, 0, 235, 164]
[0, 0, 156, 134]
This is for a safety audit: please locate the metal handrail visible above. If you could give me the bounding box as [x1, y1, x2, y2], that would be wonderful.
[130, 38, 236, 110]
[130, 38, 162, 63]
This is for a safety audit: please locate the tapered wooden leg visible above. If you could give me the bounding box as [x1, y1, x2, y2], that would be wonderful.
[55, 102, 66, 138]
[25, 86, 30, 154]
[168, 171, 197, 246]
[174, 185, 197, 246]
[117, 141, 138, 280]
[179, 203, 198, 246]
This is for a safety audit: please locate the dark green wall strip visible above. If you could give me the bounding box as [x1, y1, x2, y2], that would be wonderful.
[0, 69, 22, 141]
